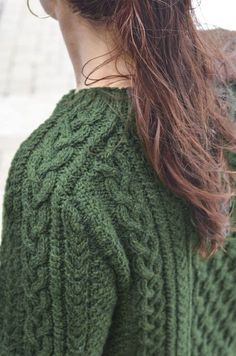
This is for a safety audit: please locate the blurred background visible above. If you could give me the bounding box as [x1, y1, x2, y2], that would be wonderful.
[0, 0, 236, 231]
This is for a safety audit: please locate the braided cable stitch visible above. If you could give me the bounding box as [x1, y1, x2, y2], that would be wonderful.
[0, 85, 236, 355]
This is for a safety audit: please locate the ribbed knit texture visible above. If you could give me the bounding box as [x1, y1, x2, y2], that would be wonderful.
[1, 84, 236, 356]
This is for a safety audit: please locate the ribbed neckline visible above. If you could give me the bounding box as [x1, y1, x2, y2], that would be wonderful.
[53, 85, 135, 133]
[71, 86, 132, 101]
[55, 86, 133, 113]
[74, 85, 131, 93]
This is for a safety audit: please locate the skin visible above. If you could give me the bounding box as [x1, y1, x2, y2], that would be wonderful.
[39, 0, 132, 91]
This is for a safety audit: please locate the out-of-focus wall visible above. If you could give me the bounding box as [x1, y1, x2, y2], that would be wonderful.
[194, 0, 236, 31]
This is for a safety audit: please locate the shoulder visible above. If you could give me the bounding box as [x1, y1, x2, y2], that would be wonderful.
[11, 91, 127, 205]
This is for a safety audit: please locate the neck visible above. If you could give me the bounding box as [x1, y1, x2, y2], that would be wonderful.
[55, 4, 132, 91]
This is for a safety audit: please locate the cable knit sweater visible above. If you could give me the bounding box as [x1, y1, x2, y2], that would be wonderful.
[1, 84, 236, 356]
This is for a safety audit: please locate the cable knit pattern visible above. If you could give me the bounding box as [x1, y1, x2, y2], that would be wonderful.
[0, 84, 236, 356]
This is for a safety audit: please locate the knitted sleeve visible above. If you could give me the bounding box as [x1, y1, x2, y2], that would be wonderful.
[48, 197, 118, 355]
[0, 193, 118, 355]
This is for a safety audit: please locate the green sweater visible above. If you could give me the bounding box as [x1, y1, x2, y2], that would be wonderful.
[1, 84, 236, 356]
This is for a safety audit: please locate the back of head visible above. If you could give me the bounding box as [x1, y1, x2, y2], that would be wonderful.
[66, 0, 236, 259]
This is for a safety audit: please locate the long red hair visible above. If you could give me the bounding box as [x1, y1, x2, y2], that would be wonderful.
[67, 0, 236, 259]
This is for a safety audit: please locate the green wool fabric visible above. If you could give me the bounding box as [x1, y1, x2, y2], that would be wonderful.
[1, 84, 236, 356]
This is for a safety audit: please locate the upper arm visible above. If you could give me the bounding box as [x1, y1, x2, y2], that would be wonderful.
[49, 199, 118, 355]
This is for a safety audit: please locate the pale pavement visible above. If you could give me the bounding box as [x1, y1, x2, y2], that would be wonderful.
[0, 0, 75, 236]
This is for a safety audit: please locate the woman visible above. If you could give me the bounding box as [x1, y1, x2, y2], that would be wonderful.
[1, 0, 236, 355]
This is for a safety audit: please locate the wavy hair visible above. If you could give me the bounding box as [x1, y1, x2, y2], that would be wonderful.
[66, 0, 236, 259]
